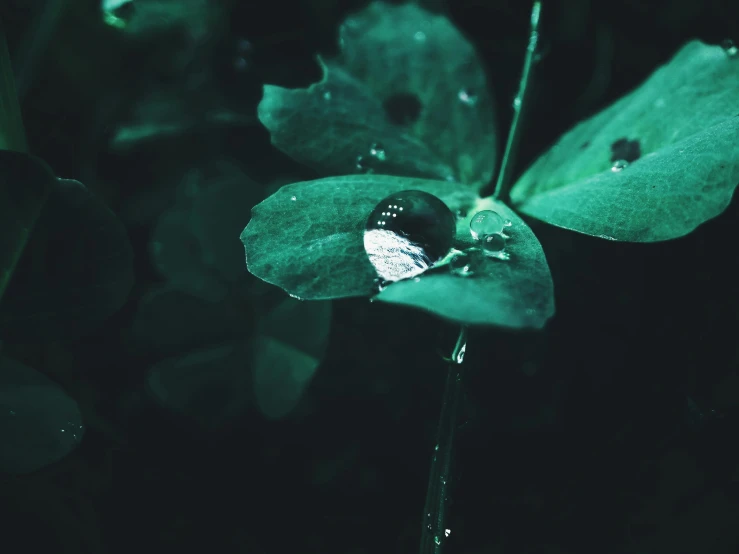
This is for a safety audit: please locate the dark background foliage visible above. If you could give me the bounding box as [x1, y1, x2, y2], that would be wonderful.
[1, 0, 738, 552]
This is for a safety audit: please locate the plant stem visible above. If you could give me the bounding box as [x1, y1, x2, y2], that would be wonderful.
[419, 325, 467, 554]
[492, 0, 542, 203]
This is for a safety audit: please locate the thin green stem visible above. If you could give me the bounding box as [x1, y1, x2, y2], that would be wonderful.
[492, 0, 542, 203]
[419, 326, 467, 554]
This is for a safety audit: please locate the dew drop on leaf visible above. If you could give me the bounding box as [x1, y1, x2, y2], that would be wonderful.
[369, 142, 386, 161]
[457, 88, 477, 106]
[611, 159, 629, 172]
[721, 39, 738, 58]
[364, 190, 455, 282]
[469, 209, 504, 240]
[322, 90, 332, 101]
[448, 251, 474, 277]
[482, 233, 510, 260]
[414, 30, 427, 42]
[356, 155, 370, 173]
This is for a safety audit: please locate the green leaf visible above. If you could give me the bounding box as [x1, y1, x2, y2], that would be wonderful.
[510, 41, 739, 242]
[146, 342, 251, 431]
[242, 176, 554, 328]
[252, 298, 332, 420]
[0, 179, 134, 340]
[377, 198, 555, 328]
[258, 2, 496, 188]
[0, 355, 84, 475]
[242, 174, 476, 300]
[0, 152, 54, 304]
[130, 285, 252, 357]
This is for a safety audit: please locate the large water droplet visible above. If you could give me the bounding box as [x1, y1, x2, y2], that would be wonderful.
[457, 88, 477, 106]
[364, 191, 455, 282]
[611, 159, 629, 172]
[721, 39, 738, 58]
[469, 210, 504, 240]
[369, 142, 386, 161]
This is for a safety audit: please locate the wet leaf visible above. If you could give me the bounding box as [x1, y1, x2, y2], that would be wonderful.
[0, 355, 84, 475]
[377, 198, 554, 328]
[511, 41, 739, 242]
[252, 298, 332, 419]
[258, 2, 496, 188]
[242, 177, 553, 327]
[241, 175, 475, 300]
[0, 179, 134, 340]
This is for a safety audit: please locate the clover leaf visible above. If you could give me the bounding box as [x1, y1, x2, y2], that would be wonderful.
[510, 41, 739, 242]
[0, 355, 84, 475]
[134, 169, 331, 427]
[244, 1, 554, 329]
[0, 157, 134, 341]
[258, 2, 497, 188]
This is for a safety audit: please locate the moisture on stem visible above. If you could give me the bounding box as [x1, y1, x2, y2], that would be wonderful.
[492, 0, 542, 203]
[419, 326, 467, 554]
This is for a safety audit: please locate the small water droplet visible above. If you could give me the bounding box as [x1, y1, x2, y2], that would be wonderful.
[503, 219, 512, 227]
[457, 88, 477, 106]
[513, 95, 522, 110]
[356, 155, 371, 173]
[364, 191, 456, 282]
[414, 30, 427, 42]
[322, 90, 332, 101]
[369, 142, 386, 161]
[611, 159, 629, 172]
[469, 210, 505, 240]
[482, 233, 509, 260]
[449, 251, 474, 277]
[434, 536, 443, 546]
[290, 195, 297, 201]
[434, 444, 439, 451]
[721, 39, 738, 58]
[445, 529, 452, 537]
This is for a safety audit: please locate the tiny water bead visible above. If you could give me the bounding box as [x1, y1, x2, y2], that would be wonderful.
[721, 39, 738, 58]
[369, 142, 386, 161]
[457, 88, 477, 106]
[414, 30, 427, 42]
[611, 159, 629, 172]
[448, 251, 474, 277]
[469, 210, 505, 240]
[364, 190, 456, 282]
[482, 233, 511, 260]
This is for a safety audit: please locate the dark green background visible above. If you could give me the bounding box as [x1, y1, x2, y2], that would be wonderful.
[1, 0, 738, 552]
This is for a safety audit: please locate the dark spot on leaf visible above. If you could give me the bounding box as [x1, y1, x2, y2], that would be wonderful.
[610, 137, 641, 163]
[580, 141, 590, 150]
[383, 93, 422, 125]
[263, 263, 273, 274]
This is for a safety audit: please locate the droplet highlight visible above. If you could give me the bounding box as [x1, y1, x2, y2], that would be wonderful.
[721, 39, 738, 58]
[414, 31, 427, 42]
[469, 210, 505, 240]
[611, 159, 629, 172]
[364, 191, 456, 282]
[369, 142, 386, 161]
[457, 88, 477, 106]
